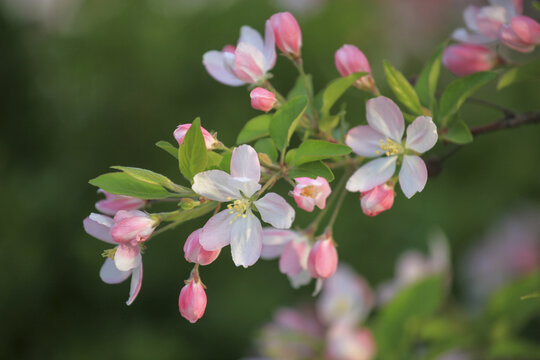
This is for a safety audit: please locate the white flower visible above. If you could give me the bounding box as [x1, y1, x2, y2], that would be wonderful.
[192, 145, 295, 268]
[345, 96, 438, 199]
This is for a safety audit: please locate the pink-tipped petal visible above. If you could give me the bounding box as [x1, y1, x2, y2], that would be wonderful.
[463, 6, 481, 32]
[83, 213, 115, 243]
[231, 144, 261, 183]
[279, 240, 309, 276]
[442, 44, 497, 77]
[192, 170, 241, 201]
[345, 125, 385, 157]
[346, 156, 397, 193]
[269, 12, 302, 57]
[126, 263, 143, 306]
[239, 25, 265, 52]
[174, 123, 216, 149]
[366, 96, 405, 142]
[250, 87, 276, 112]
[99, 258, 131, 284]
[202, 50, 245, 86]
[361, 184, 395, 217]
[184, 228, 221, 266]
[111, 212, 155, 243]
[263, 20, 277, 70]
[451, 28, 493, 44]
[261, 228, 298, 259]
[114, 244, 142, 272]
[230, 212, 263, 268]
[476, 5, 507, 39]
[308, 237, 338, 279]
[254, 192, 295, 229]
[199, 210, 234, 251]
[399, 155, 428, 199]
[405, 116, 438, 154]
[234, 43, 267, 83]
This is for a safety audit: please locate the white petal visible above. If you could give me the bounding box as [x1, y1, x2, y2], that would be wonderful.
[489, 0, 518, 18]
[126, 263, 143, 306]
[83, 213, 115, 243]
[405, 116, 438, 154]
[289, 270, 312, 289]
[238, 25, 265, 52]
[399, 155, 428, 199]
[230, 212, 263, 268]
[228, 178, 261, 198]
[463, 6, 480, 31]
[255, 193, 295, 229]
[260, 228, 297, 259]
[114, 245, 142, 272]
[263, 20, 277, 71]
[366, 96, 404, 142]
[346, 157, 397, 193]
[231, 145, 260, 183]
[451, 28, 493, 44]
[345, 125, 385, 157]
[199, 210, 233, 251]
[99, 258, 131, 284]
[192, 170, 241, 201]
[202, 51, 245, 86]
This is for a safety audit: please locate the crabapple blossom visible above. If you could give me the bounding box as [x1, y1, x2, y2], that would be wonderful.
[308, 234, 338, 279]
[83, 213, 143, 305]
[260, 228, 299, 259]
[174, 123, 217, 149]
[179, 277, 207, 323]
[360, 183, 395, 217]
[334, 44, 376, 92]
[292, 176, 331, 212]
[192, 145, 295, 268]
[345, 96, 438, 199]
[500, 15, 540, 53]
[442, 44, 498, 77]
[269, 12, 302, 59]
[183, 228, 221, 266]
[325, 325, 377, 360]
[250, 87, 276, 112]
[273, 231, 312, 288]
[202, 21, 276, 86]
[95, 189, 146, 216]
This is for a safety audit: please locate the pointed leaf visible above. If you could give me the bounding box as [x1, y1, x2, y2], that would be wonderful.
[288, 161, 334, 182]
[442, 120, 473, 144]
[293, 140, 352, 166]
[270, 96, 308, 151]
[89, 172, 174, 199]
[254, 138, 278, 162]
[415, 42, 446, 109]
[156, 140, 178, 159]
[320, 72, 365, 116]
[384, 60, 423, 115]
[497, 59, 540, 90]
[179, 118, 208, 181]
[236, 114, 272, 144]
[111, 166, 192, 194]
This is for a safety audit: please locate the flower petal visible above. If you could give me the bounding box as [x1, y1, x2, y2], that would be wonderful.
[192, 170, 241, 201]
[100, 258, 131, 284]
[199, 210, 234, 251]
[234, 43, 266, 83]
[263, 19, 277, 71]
[346, 157, 397, 193]
[114, 244, 142, 272]
[231, 144, 260, 183]
[126, 263, 143, 306]
[261, 228, 298, 259]
[202, 51, 245, 86]
[405, 116, 438, 154]
[451, 28, 493, 44]
[255, 192, 295, 229]
[366, 96, 404, 142]
[83, 213, 115, 243]
[399, 155, 428, 199]
[238, 25, 265, 52]
[230, 212, 263, 268]
[463, 5, 481, 32]
[289, 270, 312, 289]
[345, 125, 385, 157]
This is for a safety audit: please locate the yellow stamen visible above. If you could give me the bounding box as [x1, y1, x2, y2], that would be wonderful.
[299, 185, 316, 198]
[227, 198, 250, 224]
[101, 248, 117, 259]
[378, 138, 403, 156]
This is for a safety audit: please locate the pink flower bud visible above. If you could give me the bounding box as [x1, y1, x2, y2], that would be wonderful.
[184, 229, 221, 266]
[269, 12, 302, 58]
[308, 236, 338, 279]
[500, 16, 540, 53]
[174, 124, 217, 149]
[292, 176, 331, 212]
[111, 210, 157, 243]
[179, 278, 207, 323]
[250, 87, 276, 112]
[442, 44, 498, 77]
[222, 44, 236, 54]
[334, 44, 376, 92]
[360, 184, 394, 217]
[95, 190, 146, 216]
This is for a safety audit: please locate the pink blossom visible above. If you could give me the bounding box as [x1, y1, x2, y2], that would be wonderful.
[334, 45, 376, 92]
[260, 228, 299, 260]
[325, 325, 376, 360]
[500, 15, 540, 53]
[95, 189, 146, 216]
[192, 145, 295, 268]
[203, 22, 276, 86]
[345, 96, 438, 198]
[278, 234, 312, 288]
[442, 44, 498, 77]
[308, 235, 338, 279]
[250, 87, 276, 112]
[111, 210, 156, 244]
[184, 228, 221, 266]
[179, 278, 207, 323]
[292, 176, 331, 212]
[174, 123, 217, 149]
[360, 183, 395, 217]
[269, 12, 302, 58]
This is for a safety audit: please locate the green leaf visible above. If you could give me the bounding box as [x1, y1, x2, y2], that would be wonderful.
[442, 120, 473, 144]
[219, 152, 232, 173]
[89, 172, 173, 199]
[236, 114, 272, 144]
[294, 140, 352, 166]
[319, 72, 365, 116]
[415, 42, 446, 109]
[285, 148, 297, 165]
[383, 60, 423, 115]
[178, 118, 208, 181]
[497, 59, 540, 90]
[288, 161, 334, 181]
[288, 74, 314, 119]
[438, 71, 497, 126]
[254, 138, 278, 162]
[111, 166, 192, 194]
[534, 1, 540, 12]
[269, 96, 308, 152]
[206, 151, 223, 169]
[156, 140, 178, 159]
[489, 338, 540, 359]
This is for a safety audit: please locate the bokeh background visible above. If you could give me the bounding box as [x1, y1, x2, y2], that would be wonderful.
[2, 0, 540, 359]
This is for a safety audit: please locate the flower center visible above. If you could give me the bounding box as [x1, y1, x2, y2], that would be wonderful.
[227, 198, 250, 224]
[300, 185, 316, 198]
[377, 138, 403, 156]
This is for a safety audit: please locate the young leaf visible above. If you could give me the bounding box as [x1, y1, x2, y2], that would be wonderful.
[497, 58, 540, 90]
[319, 72, 365, 116]
[111, 166, 192, 194]
[383, 60, 423, 115]
[415, 42, 446, 109]
[288, 161, 334, 182]
[178, 118, 208, 181]
[219, 152, 232, 173]
[438, 71, 497, 126]
[254, 138, 278, 162]
[288, 74, 314, 118]
[269, 96, 308, 152]
[442, 120, 473, 144]
[236, 114, 272, 144]
[156, 140, 178, 159]
[206, 151, 223, 169]
[294, 140, 352, 166]
[89, 172, 173, 199]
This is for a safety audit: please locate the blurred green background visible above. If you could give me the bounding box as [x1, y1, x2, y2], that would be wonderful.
[1, 0, 539, 359]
